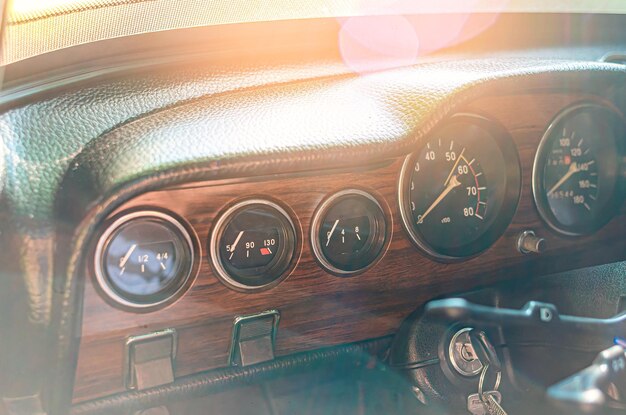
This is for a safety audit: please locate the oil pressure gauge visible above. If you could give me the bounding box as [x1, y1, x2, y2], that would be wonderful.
[94, 210, 195, 310]
[312, 190, 388, 276]
[210, 199, 298, 291]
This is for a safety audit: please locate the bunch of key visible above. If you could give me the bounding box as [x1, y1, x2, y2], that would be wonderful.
[467, 331, 508, 415]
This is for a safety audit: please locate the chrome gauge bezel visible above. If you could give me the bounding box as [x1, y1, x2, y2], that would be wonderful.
[398, 113, 522, 261]
[209, 198, 299, 292]
[310, 189, 389, 276]
[93, 210, 196, 311]
[532, 103, 624, 236]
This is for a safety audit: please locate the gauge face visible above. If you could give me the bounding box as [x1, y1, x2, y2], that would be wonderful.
[399, 114, 521, 259]
[211, 200, 297, 290]
[311, 190, 388, 275]
[94, 211, 195, 309]
[533, 104, 623, 235]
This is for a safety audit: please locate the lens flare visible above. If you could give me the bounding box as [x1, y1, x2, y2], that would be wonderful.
[338, 0, 510, 73]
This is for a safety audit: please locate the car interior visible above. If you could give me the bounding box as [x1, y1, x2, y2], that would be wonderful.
[1, 1, 626, 414]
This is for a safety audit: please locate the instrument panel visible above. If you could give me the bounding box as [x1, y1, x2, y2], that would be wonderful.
[92, 102, 625, 305]
[79, 93, 626, 403]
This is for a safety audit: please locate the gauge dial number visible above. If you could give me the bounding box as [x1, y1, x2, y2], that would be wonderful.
[211, 200, 297, 291]
[533, 104, 623, 235]
[94, 211, 195, 310]
[399, 115, 521, 259]
[312, 190, 387, 275]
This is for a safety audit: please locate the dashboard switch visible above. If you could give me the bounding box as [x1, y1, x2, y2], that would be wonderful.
[229, 310, 280, 367]
[517, 230, 546, 254]
[125, 329, 177, 390]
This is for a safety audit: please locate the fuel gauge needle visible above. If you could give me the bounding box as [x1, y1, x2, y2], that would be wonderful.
[119, 244, 137, 268]
[229, 231, 244, 260]
[547, 162, 579, 196]
[326, 219, 339, 247]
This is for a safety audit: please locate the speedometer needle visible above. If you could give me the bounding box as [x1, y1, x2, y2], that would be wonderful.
[547, 162, 579, 196]
[417, 175, 462, 224]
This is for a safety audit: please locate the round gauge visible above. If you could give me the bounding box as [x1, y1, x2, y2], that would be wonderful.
[94, 211, 195, 310]
[532, 103, 624, 235]
[210, 199, 298, 291]
[311, 189, 388, 275]
[399, 114, 521, 260]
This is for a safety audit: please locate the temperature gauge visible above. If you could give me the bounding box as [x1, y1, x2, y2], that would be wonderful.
[224, 228, 280, 269]
[211, 200, 297, 291]
[312, 190, 388, 275]
[94, 211, 195, 310]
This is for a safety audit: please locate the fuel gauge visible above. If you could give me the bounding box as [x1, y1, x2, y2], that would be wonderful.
[94, 210, 195, 310]
[312, 190, 388, 276]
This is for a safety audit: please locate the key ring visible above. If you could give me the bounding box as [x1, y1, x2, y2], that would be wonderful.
[478, 363, 502, 398]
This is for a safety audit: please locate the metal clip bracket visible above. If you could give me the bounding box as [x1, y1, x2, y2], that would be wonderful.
[229, 310, 280, 367]
[124, 328, 177, 390]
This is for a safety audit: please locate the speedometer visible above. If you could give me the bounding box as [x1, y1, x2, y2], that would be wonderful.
[399, 114, 521, 260]
[532, 103, 623, 235]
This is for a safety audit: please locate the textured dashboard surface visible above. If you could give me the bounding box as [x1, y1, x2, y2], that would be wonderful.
[1, 40, 626, 414]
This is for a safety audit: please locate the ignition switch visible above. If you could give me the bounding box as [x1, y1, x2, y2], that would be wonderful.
[449, 328, 483, 377]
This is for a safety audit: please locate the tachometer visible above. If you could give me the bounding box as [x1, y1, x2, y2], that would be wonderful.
[210, 199, 298, 291]
[532, 103, 623, 235]
[399, 114, 521, 260]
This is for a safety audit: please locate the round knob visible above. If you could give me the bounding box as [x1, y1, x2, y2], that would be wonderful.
[517, 230, 545, 254]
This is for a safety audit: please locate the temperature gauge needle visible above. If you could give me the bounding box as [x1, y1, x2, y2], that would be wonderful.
[547, 162, 579, 196]
[326, 219, 339, 246]
[418, 175, 462, 224]
[229, 231, 244, 260]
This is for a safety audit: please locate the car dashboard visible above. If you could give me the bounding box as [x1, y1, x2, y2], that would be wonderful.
[73, 88, 626, 403]
[1, 11, 626, 415]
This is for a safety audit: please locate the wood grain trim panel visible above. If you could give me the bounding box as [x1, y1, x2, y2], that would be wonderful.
[73, 92, 626, 402]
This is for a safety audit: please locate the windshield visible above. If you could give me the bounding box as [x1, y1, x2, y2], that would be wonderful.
[3, 0, 626, 65]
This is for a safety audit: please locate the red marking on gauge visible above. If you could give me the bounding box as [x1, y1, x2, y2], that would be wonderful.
[260, 247, 272, 256]
[467, 160, 482, 212]
[564, 155, 571, 165]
